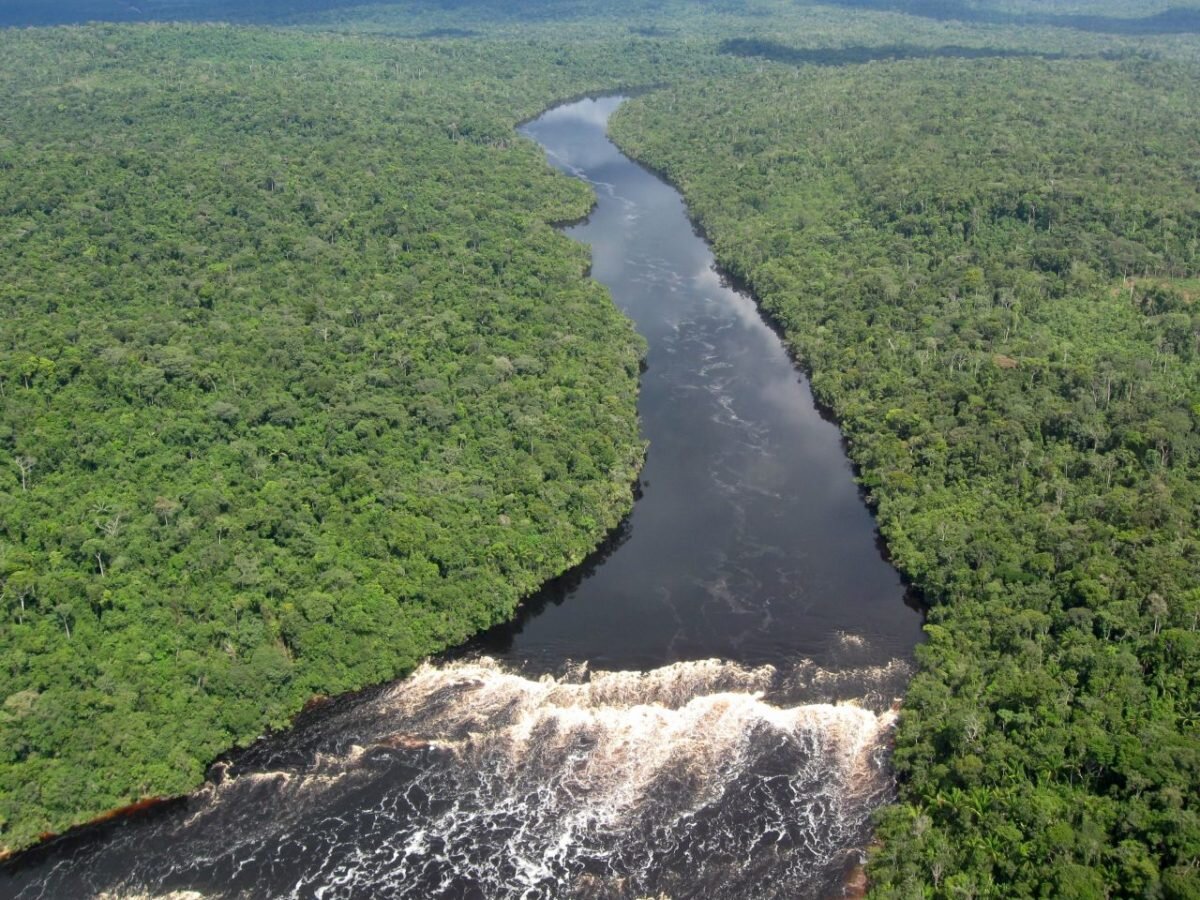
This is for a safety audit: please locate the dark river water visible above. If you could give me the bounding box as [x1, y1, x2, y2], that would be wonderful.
[1, 97, 922, 900]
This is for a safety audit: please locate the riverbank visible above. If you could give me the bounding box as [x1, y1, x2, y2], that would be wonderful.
[0, 26, 652, 853]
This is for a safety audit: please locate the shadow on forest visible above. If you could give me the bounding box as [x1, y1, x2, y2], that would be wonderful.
[821, 0, 1200, 36]
[415, 27, 479, 37]
[719, 38, 1088, 66]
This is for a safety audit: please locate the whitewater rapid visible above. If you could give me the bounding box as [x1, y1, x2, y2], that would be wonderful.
[52, 656, 906, 900]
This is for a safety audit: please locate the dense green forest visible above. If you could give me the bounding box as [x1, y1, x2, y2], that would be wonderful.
[612, 57, 1200, 897]
[0, 24, 723, 851]
[2, 0, 1200, 894]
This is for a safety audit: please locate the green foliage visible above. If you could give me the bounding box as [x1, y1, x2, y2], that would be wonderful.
[612, 57, 1200, 896]
[0, 24, 673, 851]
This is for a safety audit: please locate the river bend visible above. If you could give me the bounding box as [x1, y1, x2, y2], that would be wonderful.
[0, 96, 922, 900]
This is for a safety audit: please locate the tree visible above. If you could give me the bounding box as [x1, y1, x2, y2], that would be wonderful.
[14, 456, 36, 492]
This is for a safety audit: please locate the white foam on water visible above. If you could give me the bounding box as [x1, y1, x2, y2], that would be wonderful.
[253, 657, 903, 898]
[12, 657, 905, 900]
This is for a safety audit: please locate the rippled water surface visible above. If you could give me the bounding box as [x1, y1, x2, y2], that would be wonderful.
[0, 97, 922, 900]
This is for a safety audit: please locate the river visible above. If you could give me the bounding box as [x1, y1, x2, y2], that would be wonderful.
[0, 97, 922, 900]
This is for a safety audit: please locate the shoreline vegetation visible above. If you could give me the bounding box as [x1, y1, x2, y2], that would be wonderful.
[0, 25, 682, 854]
[610, 57, 1200, 897]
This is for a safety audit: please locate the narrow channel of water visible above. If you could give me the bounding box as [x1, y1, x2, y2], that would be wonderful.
[0, 97, 922, 900]
[482, 97, 920, 676]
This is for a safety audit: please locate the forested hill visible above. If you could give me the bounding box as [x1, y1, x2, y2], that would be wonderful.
[0, 25, 705, 851]
[611, 57, 1200, 897]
